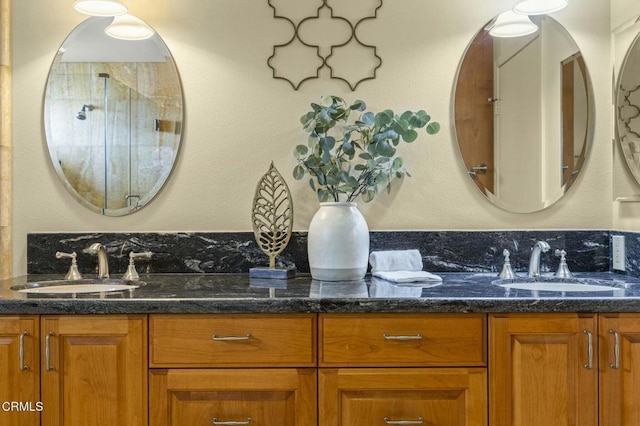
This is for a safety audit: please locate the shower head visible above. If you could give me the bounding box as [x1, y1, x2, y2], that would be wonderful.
[76, 104, 94, 120]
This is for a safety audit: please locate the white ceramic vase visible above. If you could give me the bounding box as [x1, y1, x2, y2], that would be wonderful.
[307, 202, 370, 281]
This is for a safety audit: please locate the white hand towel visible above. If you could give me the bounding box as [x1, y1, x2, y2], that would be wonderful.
[369, 249, 423, 272]
[372, 270, 443, 284]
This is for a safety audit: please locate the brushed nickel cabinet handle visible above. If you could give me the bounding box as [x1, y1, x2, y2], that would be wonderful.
[610, 329, 620, 369]
[212, 417, 252, 425]
[583, 330, 593, 369]
[19, 331, 29, 371]
[212, 334, 252, 341]
[383, 333, 423, 341]
[45, 332, 55, 371]
[384, 416, 424, 425]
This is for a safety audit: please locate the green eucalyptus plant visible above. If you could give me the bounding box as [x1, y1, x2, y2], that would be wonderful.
[293, 95, 440, 203]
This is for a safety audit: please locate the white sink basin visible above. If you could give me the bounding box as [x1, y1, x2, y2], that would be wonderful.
[497, 282, 617, 292]
[492, 276, 627, 295]
[11, 279, 139, 294]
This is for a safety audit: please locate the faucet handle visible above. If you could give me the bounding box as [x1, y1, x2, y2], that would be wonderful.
[55, 251, 83, 280]
[499, 249, 516, 279]
[122, 251, 152, 281]
[554, 249, 573, 278]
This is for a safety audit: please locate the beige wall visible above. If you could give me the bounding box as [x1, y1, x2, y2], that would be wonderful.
[12, 0, 613, 275]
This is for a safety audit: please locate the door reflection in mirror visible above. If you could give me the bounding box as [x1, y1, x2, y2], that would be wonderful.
[44, 16, 183, 216]
[455, 15, 593, 213]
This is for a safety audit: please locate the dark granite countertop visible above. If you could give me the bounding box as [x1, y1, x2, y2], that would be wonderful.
[2, 272, 640, 314]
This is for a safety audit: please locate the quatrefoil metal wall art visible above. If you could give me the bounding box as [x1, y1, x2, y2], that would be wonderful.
[267, 0, 383, 91]
[619, 84, 640, 139]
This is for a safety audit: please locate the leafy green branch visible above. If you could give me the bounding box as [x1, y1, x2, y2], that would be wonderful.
[293, 95, 440, 203]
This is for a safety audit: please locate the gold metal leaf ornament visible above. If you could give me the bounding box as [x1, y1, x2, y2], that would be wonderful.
[252, 162, 294, 269]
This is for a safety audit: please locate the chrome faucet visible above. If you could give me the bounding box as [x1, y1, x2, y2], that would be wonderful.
[83, 243, 110, 279]
[528, 241, 550, 278]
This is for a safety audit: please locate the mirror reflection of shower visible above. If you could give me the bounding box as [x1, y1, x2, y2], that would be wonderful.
[76, 104, 93, 120]
[43, 16, 184, 217]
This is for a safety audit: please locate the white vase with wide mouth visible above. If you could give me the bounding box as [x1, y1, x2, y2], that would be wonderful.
[307, 202, 370, 281]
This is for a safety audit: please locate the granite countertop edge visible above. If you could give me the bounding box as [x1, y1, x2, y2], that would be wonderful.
[2, 272, 640, 315]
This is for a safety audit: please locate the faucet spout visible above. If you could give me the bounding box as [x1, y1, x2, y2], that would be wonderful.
[528, 241, 550, 278]
[83, 243, 110, 279]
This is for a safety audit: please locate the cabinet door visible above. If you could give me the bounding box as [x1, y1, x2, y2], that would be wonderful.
[600, 314, 640, 426]
[0, 316, 40, 426]
[489, 313, 597, 426]
[319, 368, 487, 426]
[40, 315, 147, 426]
[150, 368, 317, 426]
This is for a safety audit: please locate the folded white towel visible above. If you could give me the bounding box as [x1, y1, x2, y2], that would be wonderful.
[372, 270, 443, 284]
[369, 249, 423, 272]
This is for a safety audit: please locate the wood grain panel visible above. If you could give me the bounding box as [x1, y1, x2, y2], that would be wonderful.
[600, 314, 640, 426]
[41, 315, 147, 426]
[489, 313, 597, 426]
[150, 368, 317, 426]
[150, 314, 316, 367]
[319, 368, 487, 426]
[0, 316, 39, 426]
[319, 313, 486, 367]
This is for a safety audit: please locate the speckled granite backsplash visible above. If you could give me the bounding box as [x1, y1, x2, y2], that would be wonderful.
[27, 231, 612, 276]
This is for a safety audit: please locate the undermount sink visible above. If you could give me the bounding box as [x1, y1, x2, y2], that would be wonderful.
[492, 277, 625, 293]
[10, 279, 140, 294]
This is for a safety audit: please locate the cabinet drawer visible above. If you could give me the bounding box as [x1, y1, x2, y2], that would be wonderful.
[150, 368, 317, 426]
[150, 314, 316, 367]
[319, 313, 486, 366]
[319, 368, 487, 426]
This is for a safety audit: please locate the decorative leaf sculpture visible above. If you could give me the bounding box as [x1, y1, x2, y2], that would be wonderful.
[252, 162, 294, 269]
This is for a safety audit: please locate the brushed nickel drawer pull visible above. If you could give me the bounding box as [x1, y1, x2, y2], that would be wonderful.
[384, 416, 424, 425]
[383, 333, 423, 341]
[583, 330, 593, 369]
[610, 329, 620, 369]
[212, 417, 252, 425]
[45, 332, 56, 371]
[212, 334, 252, 341]
[19, 331, 29, 371]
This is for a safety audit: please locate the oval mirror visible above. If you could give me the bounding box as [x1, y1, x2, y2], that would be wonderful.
[617, 30, 640, 185]
[44, 16, 183, 216]
[454, 15, 593, 213]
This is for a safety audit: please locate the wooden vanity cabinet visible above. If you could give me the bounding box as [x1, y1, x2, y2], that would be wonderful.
[150, 368, 317, 426]
[599, 314, 640, 426]
[320, 368, 487, 426]
[490, 313, 640, 426]
[0, 315, 40, 426]
[4, 310, 640, 426]
[489, 313, 598, 426]
[40, 315, 148, 426]
[149, 314, 318, 426]
[318, 313, 488, 426]
[0, 315, 148, 426]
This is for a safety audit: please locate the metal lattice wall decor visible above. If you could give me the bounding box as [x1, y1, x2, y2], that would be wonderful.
[267, 0, 383, 91]
[617, 84, 640, 172]
[619, 84, 640, 139]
